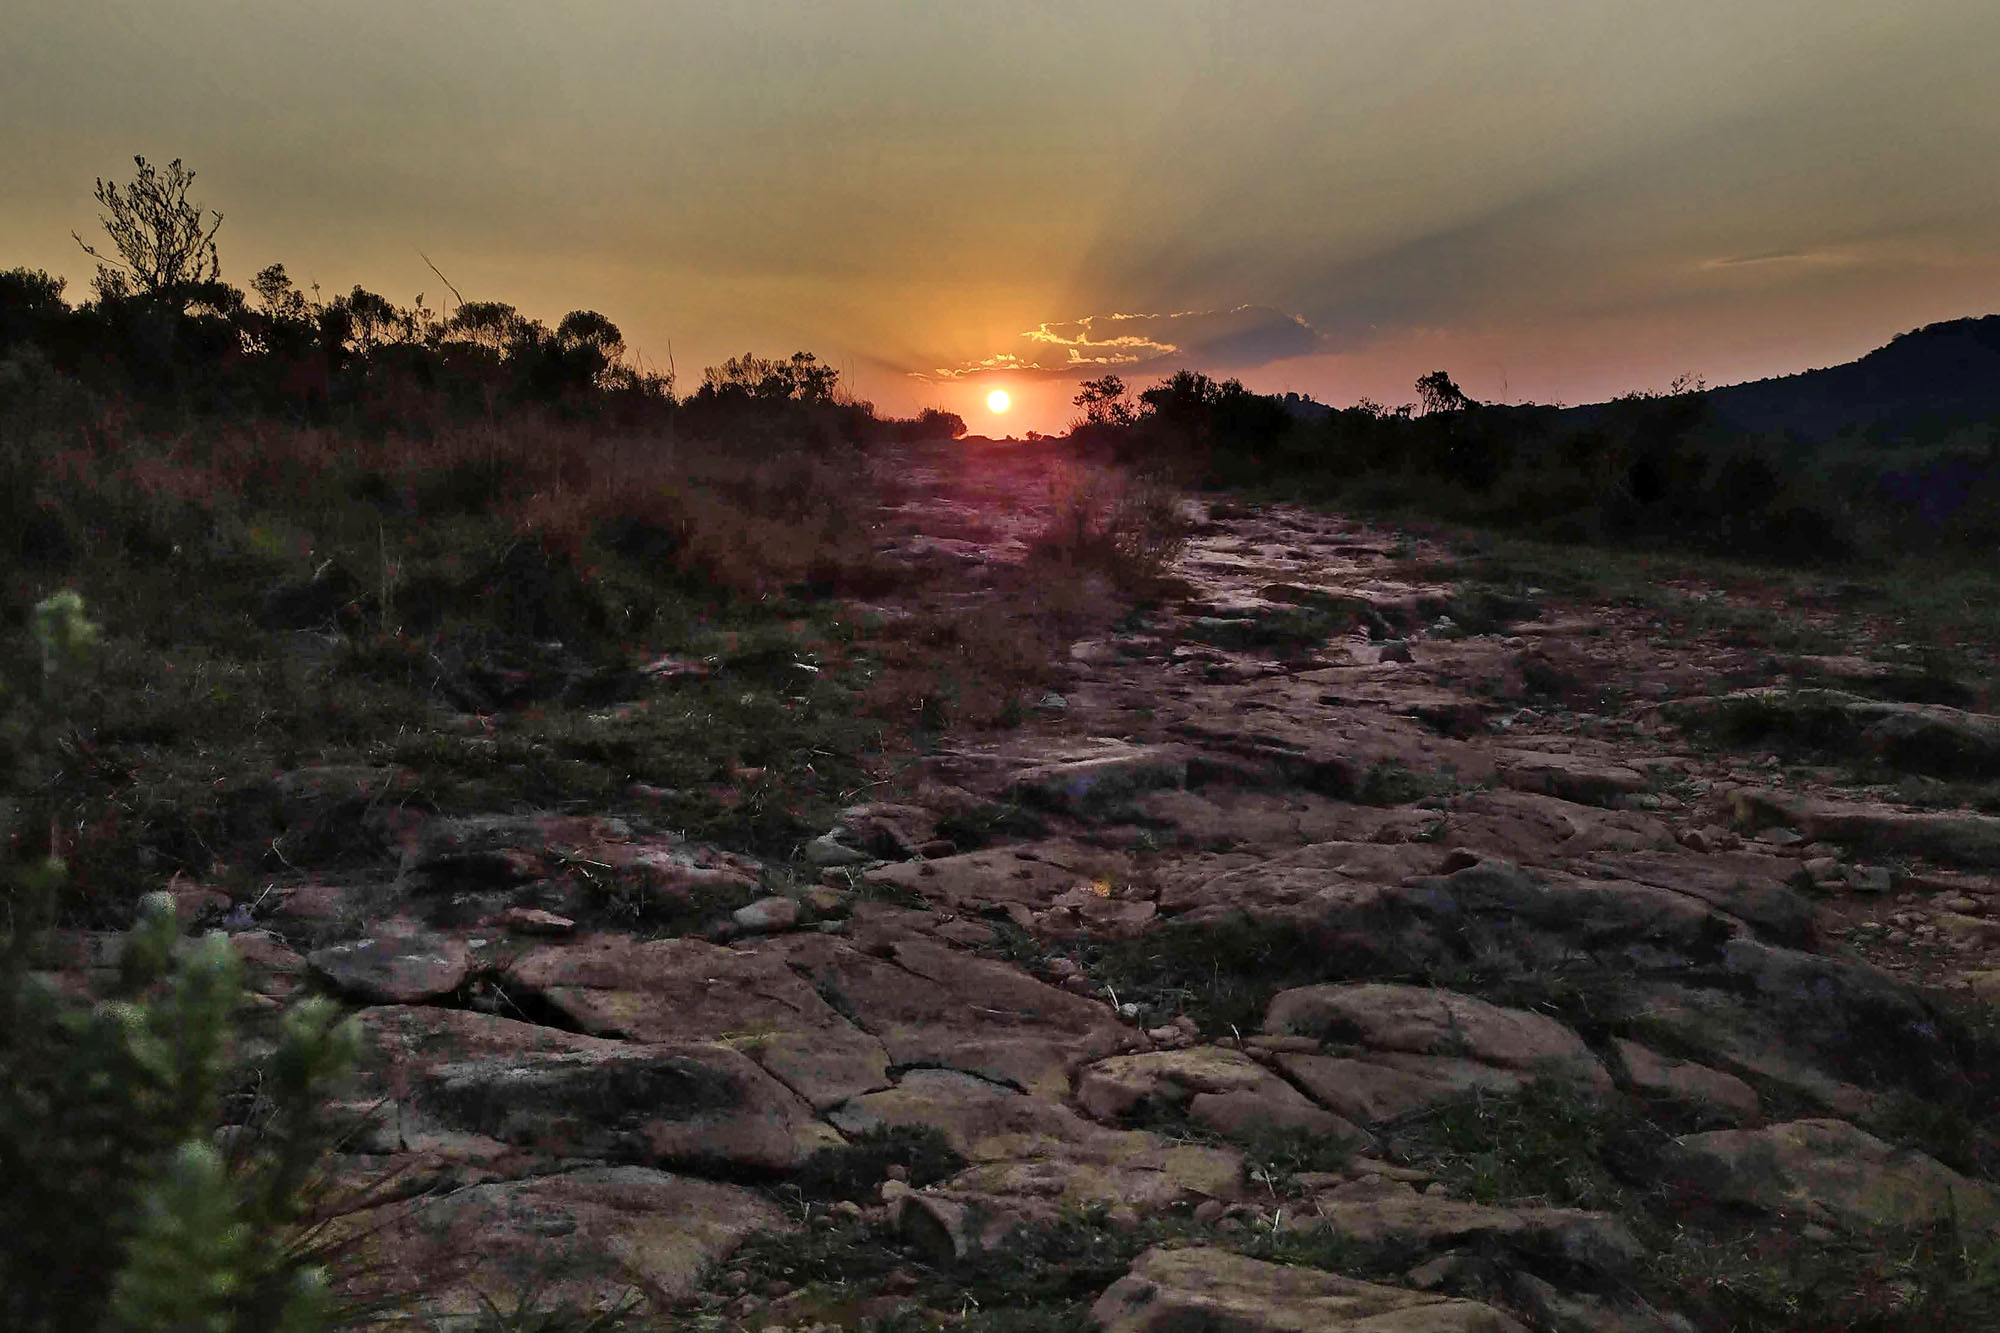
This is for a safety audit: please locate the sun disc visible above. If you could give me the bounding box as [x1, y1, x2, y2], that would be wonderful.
[987, 389, 1011, 414]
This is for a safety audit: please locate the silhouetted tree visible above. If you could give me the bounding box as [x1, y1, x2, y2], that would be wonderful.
[71, 157, 223, 307]
[699, 351, 839, 404]
[1415, 370, 1474, 416]
[917, 407, 966, 439]
[1073, 374, 1136, 428]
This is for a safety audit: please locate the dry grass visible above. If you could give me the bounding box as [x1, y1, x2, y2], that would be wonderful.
[1025, 464, 1193, 594]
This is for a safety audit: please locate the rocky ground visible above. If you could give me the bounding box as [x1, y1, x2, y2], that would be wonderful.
[44, 441, 2000, 1330]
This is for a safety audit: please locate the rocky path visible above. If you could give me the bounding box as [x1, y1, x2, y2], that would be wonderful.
[59, 444, 2000, 1329]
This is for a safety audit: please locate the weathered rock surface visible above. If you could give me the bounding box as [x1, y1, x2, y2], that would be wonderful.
[414, 1042, 841, 1171]
[1733, 787, 2000, 869]
[1665, 1119, 2000, 1234]
[1264, 983, 1611, 1089]
[335, 1167, 785, 1323]
[1076, 1044, 1372, 1148]
[307, 929, 469, 1003]
[1092, 1246, 1529, 1332]
[82, 457, 2000, 1326]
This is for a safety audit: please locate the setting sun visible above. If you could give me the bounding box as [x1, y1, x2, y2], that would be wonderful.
[986, 389, 1011, 414]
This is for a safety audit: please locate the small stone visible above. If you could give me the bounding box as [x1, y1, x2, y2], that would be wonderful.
[1679, 829, 1713, 853]
[885, 1164, 908, 1182]
[831, 1200, 863, 1219]
[1146, 1025, 1180, 1044]
[1193, 1199, 1227, 1224]
[1438, 848, 1481, 873]
[503, 907, 575, 936]
[1047, 957, 1083, 979]
[805, 834, 869, 868]
[1405, 1255, 1469, 1290]
[1379, 640, 1414, 664]
[1851, 866, 1894, 894]
[732, 896, 800, 934]
[1803, 857, 1842, 883]
[1758, 827, 1805, 847]
[880, 1180, 911, 1203]
[801, 886, 851, 920]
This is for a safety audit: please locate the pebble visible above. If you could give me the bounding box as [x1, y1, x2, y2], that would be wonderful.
[1850, 866, 1894, 894]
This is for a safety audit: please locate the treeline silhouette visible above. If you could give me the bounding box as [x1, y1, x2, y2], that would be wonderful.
[1072, 328, 2000, 566]
[0, 157, 965, 447]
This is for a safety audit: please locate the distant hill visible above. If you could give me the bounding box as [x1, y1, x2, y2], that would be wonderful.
[1698, 315, 2000, 441]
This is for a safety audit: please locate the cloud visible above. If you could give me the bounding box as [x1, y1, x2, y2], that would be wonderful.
[1699, 248, 1863, 270]
[919, 304, 1324, 382]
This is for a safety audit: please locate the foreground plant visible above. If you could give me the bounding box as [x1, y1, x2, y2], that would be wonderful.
[0, 592, 364, 1332]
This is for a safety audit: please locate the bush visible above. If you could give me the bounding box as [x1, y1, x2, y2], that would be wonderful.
[0, 594, 365, 1333]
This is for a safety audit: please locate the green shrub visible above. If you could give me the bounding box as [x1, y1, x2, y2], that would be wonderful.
[0, 593, 365, 1333]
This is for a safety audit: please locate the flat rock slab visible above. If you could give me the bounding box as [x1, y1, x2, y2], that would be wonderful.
[1612, 1038, 1761, 1125]
[1092, 1245, 1529, 1332]
[1733, 788, 2000, 869]
[832, 1068, 1241, 1210]
[1291, 1195, 1642, 1274]
[1278, 1052, 1528, 1126]
[1264, 982, 1609, 1089]
[1009, 743, 1190, 811]
[1670, 689, 2000, 778]
[1076, 1045, 1371, 1150]
[1444, 790, 1673, 863]
[861, 841, 1111, 913]
[775, 934, 1124, 1098]
[503, 935, 891, 1109]
[1579, 850, 1817, 947]
[349, 1005, 625, 1094]
[1666, 1118, 2000, 1234]
[1158, 840, 1437, 915]
[1493, 749, 1649, 807]
[415, 1042, 841, 1172]
[308, 930, 469, 1004]
[334, 1166, 784, 1322]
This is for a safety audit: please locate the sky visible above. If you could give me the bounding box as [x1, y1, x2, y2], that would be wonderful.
[6, 1, 1998, 435]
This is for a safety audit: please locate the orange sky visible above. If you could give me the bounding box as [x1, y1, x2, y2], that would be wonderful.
[6, 2, 1998, 436]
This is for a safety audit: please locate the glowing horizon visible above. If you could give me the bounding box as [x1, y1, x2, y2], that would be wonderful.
[4, 2, 1996, 438]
